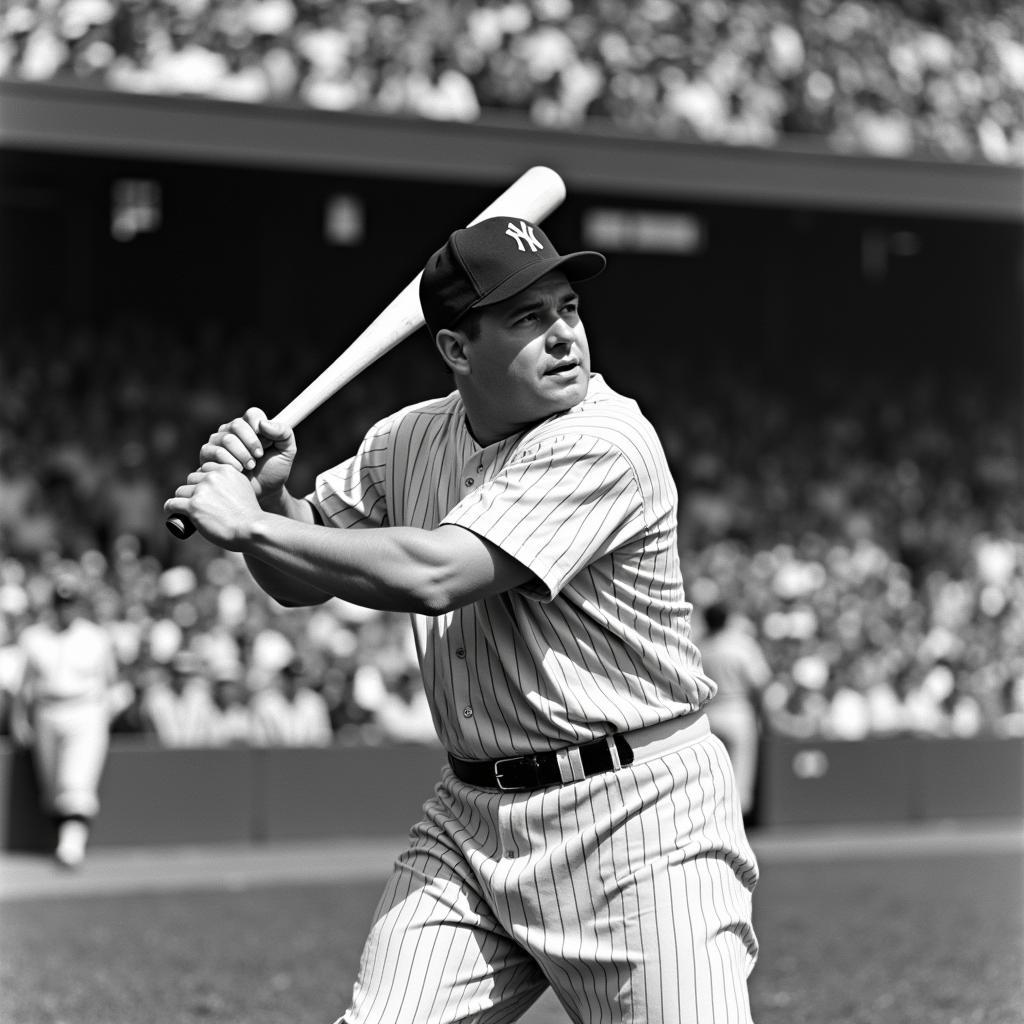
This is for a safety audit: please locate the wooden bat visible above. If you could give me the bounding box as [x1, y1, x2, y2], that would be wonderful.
[166, 165, 567, 539]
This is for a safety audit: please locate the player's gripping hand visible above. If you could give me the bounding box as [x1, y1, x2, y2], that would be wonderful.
[166, 463, 263, 551]
[198, 407, 297, 504]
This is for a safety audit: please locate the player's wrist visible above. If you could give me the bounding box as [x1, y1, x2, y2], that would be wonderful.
[236, 509, 275, 553]
[257, 485, 290, 515]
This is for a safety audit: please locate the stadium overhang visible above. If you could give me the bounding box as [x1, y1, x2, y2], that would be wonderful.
[1, 80, 1021, 222]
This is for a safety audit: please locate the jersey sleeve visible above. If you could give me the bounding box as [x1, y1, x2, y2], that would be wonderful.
[308, 415, 393, 529]
[442, 432, 646, 601]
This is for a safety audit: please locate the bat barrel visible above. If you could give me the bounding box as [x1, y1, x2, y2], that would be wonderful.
[165, 165, 566, 542]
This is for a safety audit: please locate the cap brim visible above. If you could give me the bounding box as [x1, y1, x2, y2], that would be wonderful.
[469, 250, 607, 314]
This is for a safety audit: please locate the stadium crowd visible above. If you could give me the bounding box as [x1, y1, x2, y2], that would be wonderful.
[1, 0, 1022, 165]
[1, 314, 1021, 748]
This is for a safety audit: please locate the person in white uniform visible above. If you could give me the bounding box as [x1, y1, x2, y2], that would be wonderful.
[700, 601, 773, 822]
[167, 217, 760, 1023]
[14, 577, 117, 868]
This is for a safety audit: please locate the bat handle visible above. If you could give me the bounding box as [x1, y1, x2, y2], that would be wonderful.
[165, 413, 290, 542]
[166, 512, 197, 540]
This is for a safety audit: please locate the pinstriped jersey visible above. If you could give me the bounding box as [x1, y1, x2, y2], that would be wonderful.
[310, 374, 715, 759]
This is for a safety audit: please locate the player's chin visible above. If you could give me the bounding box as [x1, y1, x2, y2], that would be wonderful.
[541, 368, 589, 406]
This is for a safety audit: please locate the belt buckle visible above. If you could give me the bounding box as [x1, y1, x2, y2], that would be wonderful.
[493, 753, 528, 790]
[493, 756, 521, 792]
[493, 754, 542, 791]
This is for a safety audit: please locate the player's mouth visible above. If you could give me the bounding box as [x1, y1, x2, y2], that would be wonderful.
[546, 360, 579, 377]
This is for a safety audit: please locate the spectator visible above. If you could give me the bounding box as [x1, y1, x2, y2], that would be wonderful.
[204, 674, 255, 747]
[1, 0, 1021, 165]
[141, 650, 218, 747]
[250, 656, 333, 747]
[101, 440, 164, 560]
[372, 667, 440, 746]
[0, 313, 1019, 746]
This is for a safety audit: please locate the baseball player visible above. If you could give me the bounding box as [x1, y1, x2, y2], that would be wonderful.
[700, 602, 772, 821]
[166, 217, 760, 1023]
[13, 576, 117, 868]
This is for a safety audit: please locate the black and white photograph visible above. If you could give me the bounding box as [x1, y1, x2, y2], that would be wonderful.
[0, 2, 1021, 1022]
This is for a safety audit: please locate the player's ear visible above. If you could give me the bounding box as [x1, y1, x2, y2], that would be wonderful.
[435, 328, 471, 376]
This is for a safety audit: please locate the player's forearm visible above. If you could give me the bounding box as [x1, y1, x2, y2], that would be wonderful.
[241, 512, 460, 615]
[244, 489, 334, 607]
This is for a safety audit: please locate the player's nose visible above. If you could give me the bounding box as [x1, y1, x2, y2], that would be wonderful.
[545, 317, 575, 347]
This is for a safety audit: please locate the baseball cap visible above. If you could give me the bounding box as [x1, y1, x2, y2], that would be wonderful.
[419, 217, 606, 338]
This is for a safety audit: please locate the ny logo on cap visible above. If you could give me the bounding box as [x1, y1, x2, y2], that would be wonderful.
[505, 221, 543, 253]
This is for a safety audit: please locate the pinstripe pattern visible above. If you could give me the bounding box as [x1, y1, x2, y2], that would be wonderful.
[312, 375, 716, 760]
[345, 724, 758, 1024]
[313, 372, 758, 1023]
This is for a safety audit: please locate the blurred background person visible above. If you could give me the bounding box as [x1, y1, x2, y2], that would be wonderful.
[11, 574, 118, 868]
[140, 649, 217, 747]
[204, 673, 255, 747]
[700, 600, 772, 823]
[372, 665, 440, 746]
[250, 655, 333, 747]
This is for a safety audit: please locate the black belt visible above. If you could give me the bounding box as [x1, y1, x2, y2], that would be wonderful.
[448, 733, 635, 792]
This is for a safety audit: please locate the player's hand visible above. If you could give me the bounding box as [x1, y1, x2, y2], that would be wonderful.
[165, 462, 263, 551]
[198, 407, 296, 504]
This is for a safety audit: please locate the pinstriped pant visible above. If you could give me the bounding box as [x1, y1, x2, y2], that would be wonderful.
[342, 724, 759, 1024]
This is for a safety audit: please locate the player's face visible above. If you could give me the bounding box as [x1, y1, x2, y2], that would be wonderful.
[459, 271, 590, 443]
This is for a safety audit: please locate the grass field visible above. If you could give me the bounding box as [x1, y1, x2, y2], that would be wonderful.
[1, 825, 1022, 1024]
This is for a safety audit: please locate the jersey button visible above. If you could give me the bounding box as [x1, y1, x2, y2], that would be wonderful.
[462, 707, 474, 718]
[465, 477, 474, 486]
[455, 648, 466, 658]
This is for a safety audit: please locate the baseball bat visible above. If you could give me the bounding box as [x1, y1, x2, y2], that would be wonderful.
[166, 165, 567, 540]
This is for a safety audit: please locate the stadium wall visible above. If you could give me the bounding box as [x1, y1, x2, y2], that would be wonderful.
[1, 738, 1021, 850]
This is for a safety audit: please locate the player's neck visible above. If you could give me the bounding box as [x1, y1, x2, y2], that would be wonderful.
[463, 401, 560, 449]
[463, 411, 522, 448]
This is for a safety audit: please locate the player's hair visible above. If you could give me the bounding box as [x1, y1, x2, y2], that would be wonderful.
[455, 307, 485, 340]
